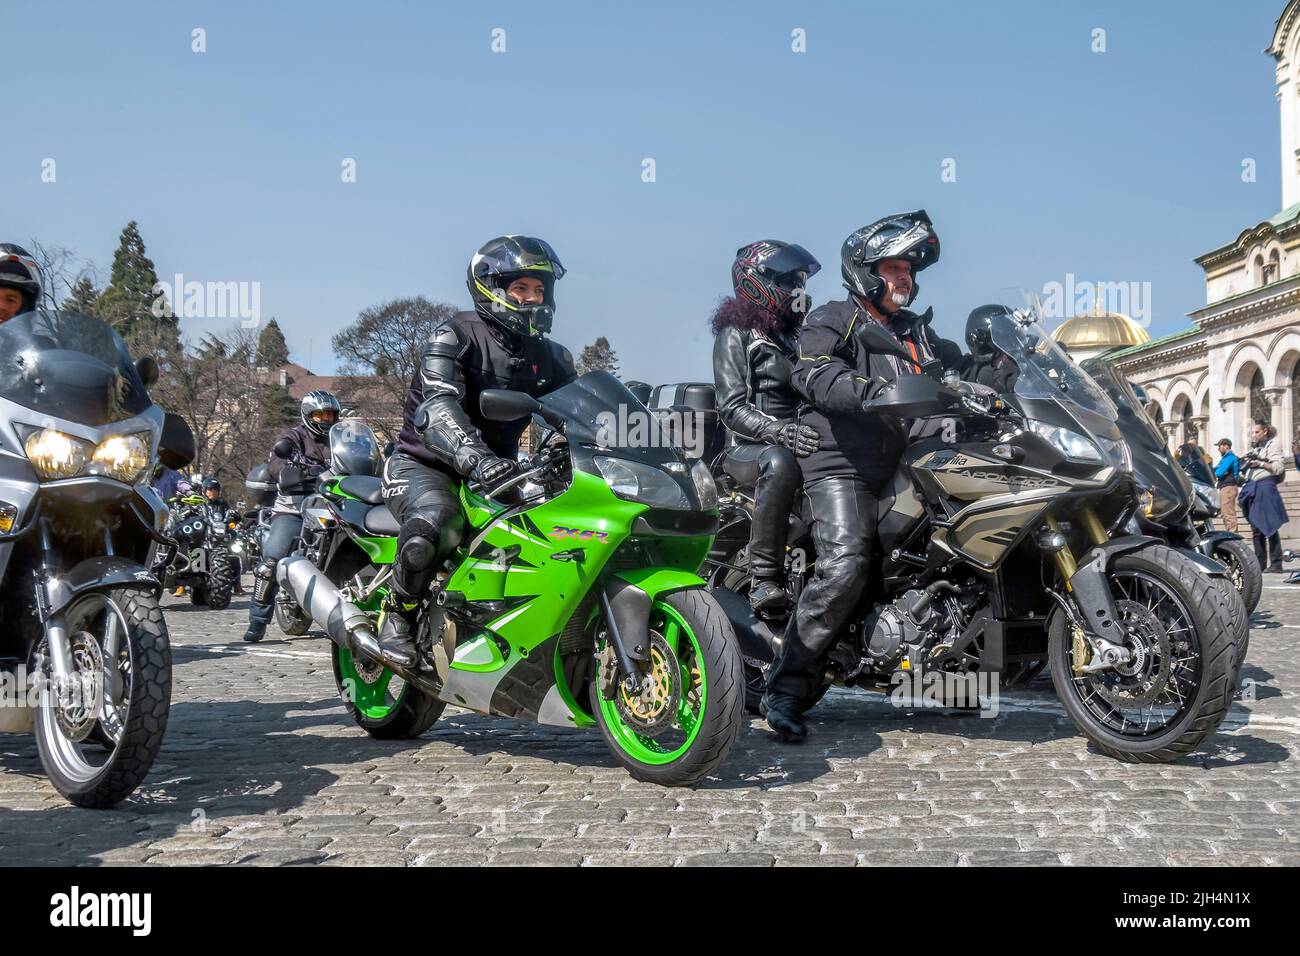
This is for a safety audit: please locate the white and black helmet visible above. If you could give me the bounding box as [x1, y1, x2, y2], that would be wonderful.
[300, 390, 341, 437]
[841, 210, 940, 307]
[0, 243, 43, 314]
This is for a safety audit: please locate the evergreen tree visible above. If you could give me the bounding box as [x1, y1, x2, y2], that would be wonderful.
[256, 318, 291, 368]
[62, 276, 100, 316]
[96, 221, 178, 351]
[576, 336, 619, 375]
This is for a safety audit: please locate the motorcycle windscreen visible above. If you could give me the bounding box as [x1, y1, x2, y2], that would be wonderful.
[1081, 357, 1192, 517]
[540, 370, 685, 468]
[0, 310, 152, 426]
[328, 420, 380, 476]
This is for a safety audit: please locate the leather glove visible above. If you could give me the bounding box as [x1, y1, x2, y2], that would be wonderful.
[470, 454, 519, 489]
[767, 422, 821, 458]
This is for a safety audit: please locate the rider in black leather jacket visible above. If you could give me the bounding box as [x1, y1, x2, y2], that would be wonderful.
[377, 236, 575, 667]
[711, 240, 822, 612]
[761, 211, 963, 742]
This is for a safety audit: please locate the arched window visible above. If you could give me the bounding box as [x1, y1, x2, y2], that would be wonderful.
[1254, 254, 1266, 286]
[1249, 367, 1270, 428]
[1268, 248, 1282, 283]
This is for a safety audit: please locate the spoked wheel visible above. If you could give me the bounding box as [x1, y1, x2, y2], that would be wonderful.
[1049, 546, 1234, 763]
[332, 644, 443, 739]
[34, 588, 171, 807]
[1210, 537, 1261, 614]
[591, 589, 743, 786]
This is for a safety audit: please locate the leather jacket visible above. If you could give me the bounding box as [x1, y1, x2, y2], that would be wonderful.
[792, 297, 959, 485]
[396, 311, 576, 477]
[713, 325, 801, 445]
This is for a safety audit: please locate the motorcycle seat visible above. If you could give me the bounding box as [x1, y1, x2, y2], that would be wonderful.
[338, 475, 385, 505]
[363, 504, 401, 537]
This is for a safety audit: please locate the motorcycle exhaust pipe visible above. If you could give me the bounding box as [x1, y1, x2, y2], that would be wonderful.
[277, 555, 385, 663]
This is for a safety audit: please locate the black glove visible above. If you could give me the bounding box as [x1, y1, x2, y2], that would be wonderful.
[766, 422, 821, 458]
[470, 455, 519, 489]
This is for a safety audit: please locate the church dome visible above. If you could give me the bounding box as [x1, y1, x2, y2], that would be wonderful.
[1050, 310, 1150, 351]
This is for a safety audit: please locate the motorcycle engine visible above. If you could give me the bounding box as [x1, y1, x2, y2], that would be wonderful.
[861, 588, 946, 670]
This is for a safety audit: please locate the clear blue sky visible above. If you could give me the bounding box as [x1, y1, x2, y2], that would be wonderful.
[6, 0, 1288, 383]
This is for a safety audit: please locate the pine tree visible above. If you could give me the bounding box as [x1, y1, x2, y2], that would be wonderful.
[256, 318, 291, 368]
[96, 221, 178, 352]
[576, 336, 619, 375]
[62, 276, 100, 316]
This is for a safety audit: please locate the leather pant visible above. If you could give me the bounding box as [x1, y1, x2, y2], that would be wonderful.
[721, 441, 802, 581]
[765, 476, 881, 707]
[381, 453, 466, 602]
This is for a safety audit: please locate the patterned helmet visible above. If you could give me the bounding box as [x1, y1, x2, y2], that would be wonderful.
[0, 243, 42, 315]
[731, 240, 821, 318]
[841, 210, 940, 306]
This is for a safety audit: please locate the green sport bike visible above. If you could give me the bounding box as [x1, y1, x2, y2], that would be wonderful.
[278, 373, 745, 786]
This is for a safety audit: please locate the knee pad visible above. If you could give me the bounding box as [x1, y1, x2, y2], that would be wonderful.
[397, 509, 464, 572]
[252, 560, 276, 605]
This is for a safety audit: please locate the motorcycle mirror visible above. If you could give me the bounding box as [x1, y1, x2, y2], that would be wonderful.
[135, 356, 160, 388]
[855, 319, 916, 363]
[159, 412, 197, 470]
[480, 389, 541, 422]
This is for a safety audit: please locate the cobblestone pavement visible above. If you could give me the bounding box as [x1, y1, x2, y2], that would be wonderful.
[1, 578, 1298, 867]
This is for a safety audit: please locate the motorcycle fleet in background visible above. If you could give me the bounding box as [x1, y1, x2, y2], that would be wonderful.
[0, 302, 1280, 806]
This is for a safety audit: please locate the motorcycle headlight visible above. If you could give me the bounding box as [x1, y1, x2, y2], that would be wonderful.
[90, 433, 151, 483]
[690, 458, 718, 510]
[594, 456, 690, 509]
[1026, 420, 1102, 463]
[24, 429, 92, 480]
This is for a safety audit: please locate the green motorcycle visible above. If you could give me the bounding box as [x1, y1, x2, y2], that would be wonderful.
[279, 373, 745, 786]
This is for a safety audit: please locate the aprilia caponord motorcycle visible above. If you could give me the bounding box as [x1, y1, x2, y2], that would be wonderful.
[711, 305, 1238, 763]
[154, 492, 242, 609]
[276, 373, 745, 786]
[0, 310, 195, 807]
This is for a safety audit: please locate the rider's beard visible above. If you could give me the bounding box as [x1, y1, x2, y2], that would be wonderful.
[889, 290, 909, 307]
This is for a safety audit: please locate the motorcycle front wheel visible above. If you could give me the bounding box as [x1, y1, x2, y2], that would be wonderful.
[1210, 536, 1262, 614]
[204, 553, 239, 610]
[1049, 545, 1234, 763]
[35, 587, 171, 808]
[591, 588, 744, 786]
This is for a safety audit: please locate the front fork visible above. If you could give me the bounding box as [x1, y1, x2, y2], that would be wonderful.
[1043, 508, 1133, 677]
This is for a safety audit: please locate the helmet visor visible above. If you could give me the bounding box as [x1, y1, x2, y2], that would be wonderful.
[758, 243, 821, 282]
[473, 237, 566, 282]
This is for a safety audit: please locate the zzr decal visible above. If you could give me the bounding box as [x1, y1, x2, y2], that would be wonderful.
[551, 525, 609, 542]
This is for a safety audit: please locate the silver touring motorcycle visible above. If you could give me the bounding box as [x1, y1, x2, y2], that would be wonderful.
[0, 310, 195, 807]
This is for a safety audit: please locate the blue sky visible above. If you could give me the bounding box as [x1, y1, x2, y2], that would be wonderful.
[6, 0, 1288, 383]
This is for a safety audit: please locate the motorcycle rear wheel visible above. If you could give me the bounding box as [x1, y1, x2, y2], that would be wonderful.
[331, 644, 443, 739]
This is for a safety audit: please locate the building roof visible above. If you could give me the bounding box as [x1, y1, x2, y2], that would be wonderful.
[1050, 311, 1151, 350]
[1100, 326, 1201, 361]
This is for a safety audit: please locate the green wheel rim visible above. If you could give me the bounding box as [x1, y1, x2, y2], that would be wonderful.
[596, 601, 706, 766]
[336, 644, 402, 720]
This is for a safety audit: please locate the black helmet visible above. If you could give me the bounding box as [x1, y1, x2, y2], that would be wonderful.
[841, 210, 939, 307]
[300, 390, 341, 438]
[467, 235, 565, 338]
[965, 304, 1011, 359]
[202, 477, 222, 494]
[732, 240, 821, 317]
[0, 243, 42, 314]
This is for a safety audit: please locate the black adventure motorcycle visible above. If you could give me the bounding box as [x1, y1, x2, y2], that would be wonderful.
[703, 305, 1238, 763]
[154, 491, 242, 609]
[0, 310, 195, 806]
[1082, 358, 1257, 674]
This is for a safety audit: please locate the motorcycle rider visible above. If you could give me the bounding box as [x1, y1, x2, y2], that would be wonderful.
[202, 477, 230, 512]
[242, 390, 340, 643]
[0, 244, 42, 323]
[377, 236, 576, 667]
[761, 210, 961, 742]
[711, 240, 822, 612]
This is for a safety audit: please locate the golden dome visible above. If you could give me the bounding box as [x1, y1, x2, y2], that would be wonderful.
[1050, 310, 1150, 350]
